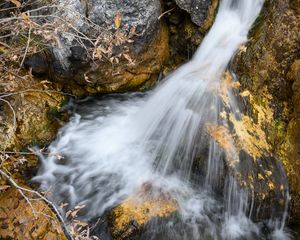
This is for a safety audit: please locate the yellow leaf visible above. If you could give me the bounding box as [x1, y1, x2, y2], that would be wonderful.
[9, 0, 21, 7]
[0, 47, 6, 53]
[115, 10, 121, 29]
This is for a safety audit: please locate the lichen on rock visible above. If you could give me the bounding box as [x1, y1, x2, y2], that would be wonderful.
[232, 0, 300, 222]
[108, 183, 177, 240]
[0, 71, 68, 239]
[0, 78, 67, 152]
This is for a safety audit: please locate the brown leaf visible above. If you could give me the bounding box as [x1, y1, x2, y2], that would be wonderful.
[20, 12, 30, 23]
[9, 0, 21, 7]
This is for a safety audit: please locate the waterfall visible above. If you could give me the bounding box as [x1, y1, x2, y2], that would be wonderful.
[34, 0, 292, 239]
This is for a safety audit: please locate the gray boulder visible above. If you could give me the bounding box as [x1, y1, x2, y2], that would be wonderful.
[25, 0, 168, 94]
[88, 0, 161, 52]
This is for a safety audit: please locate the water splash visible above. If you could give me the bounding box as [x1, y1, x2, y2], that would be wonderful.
[34, 0, 292, 239]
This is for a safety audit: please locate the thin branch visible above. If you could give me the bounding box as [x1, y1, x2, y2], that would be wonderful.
[158, 7, 175, 20]
[0, 88, 77, 98]
[20, 24, 32, 68]
[0, 97, 16, 132]
[0, 169, 37, 218]
[0, 41, 12, 49]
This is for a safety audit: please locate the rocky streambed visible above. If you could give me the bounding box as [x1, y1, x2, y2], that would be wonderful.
[0, 0, 299, 239]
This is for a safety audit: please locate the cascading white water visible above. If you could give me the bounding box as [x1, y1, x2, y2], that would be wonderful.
[34, 0, 293, 239]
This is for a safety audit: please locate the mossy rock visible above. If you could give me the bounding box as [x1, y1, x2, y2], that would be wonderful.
[232, 0, 300, 222]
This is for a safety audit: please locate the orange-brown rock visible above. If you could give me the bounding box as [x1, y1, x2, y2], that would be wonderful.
[80, 23, 170, 94]
[108, 183, 177, 240]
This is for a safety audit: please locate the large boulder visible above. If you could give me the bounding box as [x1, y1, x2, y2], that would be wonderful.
[232, 0, 300, 222]
[24, 0, 169, 95]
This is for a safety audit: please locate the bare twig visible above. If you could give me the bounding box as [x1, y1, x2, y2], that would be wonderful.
[20, 24, 32, 69]
[158, 7, 175, 20]
[0, 88, 76, 98]
[0, 41, 11, 49]
[0, 97, 16, 132]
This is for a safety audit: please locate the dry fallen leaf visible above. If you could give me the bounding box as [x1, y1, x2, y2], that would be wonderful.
[20, 12, 30, 23]
[0, 185, 10, 191]
[9, 0, 21, 7]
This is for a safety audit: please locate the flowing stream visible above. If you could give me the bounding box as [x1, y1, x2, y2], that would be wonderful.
[35, 0, 293, 239]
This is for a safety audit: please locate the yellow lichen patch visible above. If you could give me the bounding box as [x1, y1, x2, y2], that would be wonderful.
[218, 87, 273, 160]
[0, 74, 67, 151]
[206, 123, 239, 169]
[208, 88, 273, 162]
[207, 124, 233, 151]
[258, 173, 264, 181]
[240, 90, 250, 97]
[265, 170, 273, 176]
[229, 113, 270, 160]
[110, 183, 177, 239]
[0, 188, 66, 240]
[215, 71, 240, 107]
[268, 182, 275, 191]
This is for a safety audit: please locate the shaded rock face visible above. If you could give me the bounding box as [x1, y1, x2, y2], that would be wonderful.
[175, 0, 218, 27]
[232, 0, 300, 222]
[0, 188, 66, 240]
[23, 0, 221, 95]
[88, 0, 161, 52]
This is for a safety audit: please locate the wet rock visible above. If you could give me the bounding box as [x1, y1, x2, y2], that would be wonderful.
[174, 0, 218, 27]
[108, 183, 177, 239]
[207, 75, 289, 222]
[232, 0, 300, 222]
[0, 187, 66, 240]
